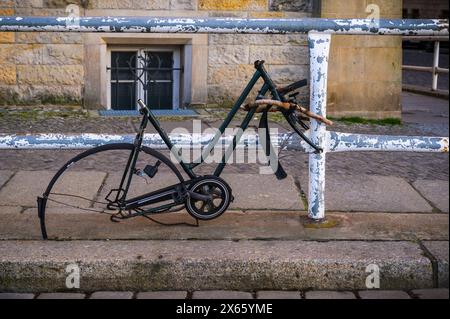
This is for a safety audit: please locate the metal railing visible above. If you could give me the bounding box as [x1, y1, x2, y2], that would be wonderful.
[402, 36, 449, 92]
[0, 16, 449, 221]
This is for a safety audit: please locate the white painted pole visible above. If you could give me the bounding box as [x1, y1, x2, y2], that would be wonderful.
[432, 40, 440, 91]
[307, 32, 331, 221]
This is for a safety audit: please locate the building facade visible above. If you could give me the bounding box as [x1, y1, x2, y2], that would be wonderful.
[0, 0, 316, 111]
[1, 0, 437, 118]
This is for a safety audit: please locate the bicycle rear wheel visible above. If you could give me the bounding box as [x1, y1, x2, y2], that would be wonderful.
[37, 143, 185, 239]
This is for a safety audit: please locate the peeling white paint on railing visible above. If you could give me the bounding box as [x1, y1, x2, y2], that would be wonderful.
[1, 132, 447, 153]
[328, 132, 449, 153]
[0, 133, 283, 150]
[0, 17, 448, 36]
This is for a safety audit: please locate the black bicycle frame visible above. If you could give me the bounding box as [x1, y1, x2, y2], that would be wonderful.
[138, 61, 287, 179]
[37, 60, 310, 239]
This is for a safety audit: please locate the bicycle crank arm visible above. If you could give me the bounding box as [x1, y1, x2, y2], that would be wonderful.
[188, 190, 212, 201]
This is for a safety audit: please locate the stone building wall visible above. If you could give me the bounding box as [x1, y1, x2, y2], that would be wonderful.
[1, 0, 409, 119]
[1, 1, 85, 105]
[0, 0, 313, 108]
[323, 0, 403, 119]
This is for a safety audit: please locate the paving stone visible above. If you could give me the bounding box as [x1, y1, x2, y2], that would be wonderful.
[0, 240, 433, 291]
[305, 291, 356, 299]
[300, 174, 432, 212]
[0, 293, 34, 299]
[192, 291, 253, 299]
[223, 174, 304, 210]
[256, 291, 301, 299]
[413, 180, 449, 213]
[0, 170, 106, 208]
[37, 293, 86, 299]
[0, 206, 22, 216]
[89, 291, 134, 299]
[422, 241, 449, 288]
[93, 172, 180, 209]
[0, 171, 14, 190]
[411, 288, 449, 299]
[136, 291, 187, 299]
[358, 290, 411, 299]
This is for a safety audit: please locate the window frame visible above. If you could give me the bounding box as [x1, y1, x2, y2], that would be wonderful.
[106, 45, 181, 111]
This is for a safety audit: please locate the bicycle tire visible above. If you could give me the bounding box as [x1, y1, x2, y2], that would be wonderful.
[38, 143, 185, 239]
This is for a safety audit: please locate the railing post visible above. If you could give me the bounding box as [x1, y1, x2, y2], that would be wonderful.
[432, 40, 440, 91]
[307, 32, 331, 221]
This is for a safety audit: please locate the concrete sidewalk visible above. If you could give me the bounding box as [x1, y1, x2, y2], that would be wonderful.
[0, 170, 448, 292]
[1, 170, 448, 213]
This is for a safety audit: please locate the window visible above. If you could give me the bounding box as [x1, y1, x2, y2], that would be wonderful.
[411, 9, 420, 19]
[110, 51, 137, 110]
[402, 9, 408, 19]
[107, 47, 181, 110]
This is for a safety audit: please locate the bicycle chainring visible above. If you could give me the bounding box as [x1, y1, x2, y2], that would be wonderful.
[185, 176, 232, 220]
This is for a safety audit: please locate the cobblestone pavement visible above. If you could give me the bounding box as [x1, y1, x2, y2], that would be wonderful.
[403, 49, 449, 91]
[0, 93, 448, 183]
[0, 289, 448, 299]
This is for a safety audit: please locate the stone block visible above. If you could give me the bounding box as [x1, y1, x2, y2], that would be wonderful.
[208, 45, 249, 65]
[15, 84, 83, 104]
[16, 32, 83, 44]
[413, 180, 449, 213]
[269, 0, 313, 12]
[209, 34, 307, 46]
[300, 174, 432, 213]
[199, 0, 267, 11]
[322, 0, 367, 17]
[192, 291, 253, 299]
[358, 290, 410, 299]
[0, 293, 35, 299]
[249, 11, 284, 18]
[0, 171, 14, 190]
[37, 293, 86, 299]
[305, 291, 356, 299]
[43, 44, 84, 65]
[170, 0, 197, 10]
[89, 0, 168, 10]
[15, 0, 44, 8]
[411, 289, 449, 299]
[136, 291, 187, 299]
[207, 64, 255, 85]
[0, 170, 106, 207]
[89, 291, 134, 299]
[265, 64, 309, 84]
[249, 45, 309, 65]
[0, 64, 16, 85]
[256, 291, 301, 299]
[0, 33, 14, 44]
[222, 173, 304, 210]
[423, 241, 449, 288]
[17, 65, 84, 85]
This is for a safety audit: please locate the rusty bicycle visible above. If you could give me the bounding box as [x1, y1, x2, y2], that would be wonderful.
[37, 60, 332, 239]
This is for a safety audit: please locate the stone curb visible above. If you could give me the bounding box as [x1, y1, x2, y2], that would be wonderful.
[0, 240, 434, 292]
